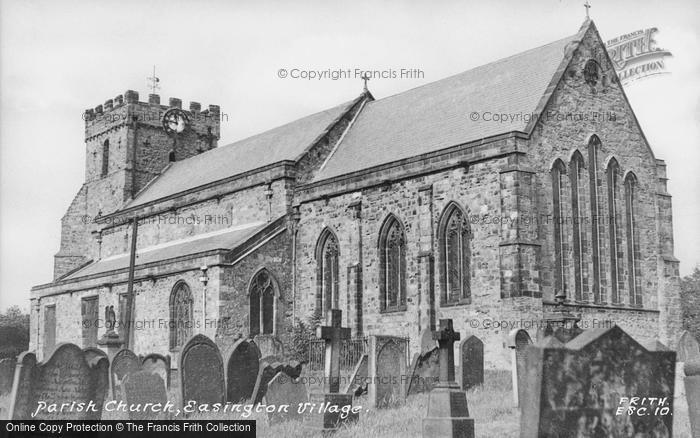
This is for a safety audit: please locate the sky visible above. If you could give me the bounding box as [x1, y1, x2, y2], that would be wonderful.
[1, 0, 698, 311]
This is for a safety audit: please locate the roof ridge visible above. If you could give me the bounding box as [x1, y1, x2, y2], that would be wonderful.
[370, 32, 581, 104]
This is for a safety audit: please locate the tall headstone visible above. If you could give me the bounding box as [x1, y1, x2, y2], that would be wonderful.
[0, 357, 17, 397]
[678, 331, 700, 363]
[305, 309, 358, 432]
[507, 329, 532, 407]
[124, 370, 168, 420]
[8, 344, 109, 420]
[264, 371, 308, 424]
[110, 348, 141, 400]
[422, 319, 474, 438]
[225, 339, 261, 403]
[459, 335, 484, 390]
[685, 362, 700, 438]
[368, 335, 408, 408]
[141, 353, 171, 389]
[180, 334, 225, 407]
[521, 326, 675, 437]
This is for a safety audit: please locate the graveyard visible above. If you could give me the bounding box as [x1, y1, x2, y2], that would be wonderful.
[0, 314, 697, 437]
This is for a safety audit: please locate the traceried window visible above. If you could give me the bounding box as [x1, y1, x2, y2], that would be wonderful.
[625, 172, 642, 306]
[169, 281, 193, 349]
[551, 159, 568, 299]
[379, 215, 406, 312]
[249, 269, 275, 336]
[439, 203, 471, 305]
[101, 140, 110, 177]
[606, 158, 623, 304]
[588, 135, 603, 303]
[570, 151, 587, 301]
[316, 229, 339, 316]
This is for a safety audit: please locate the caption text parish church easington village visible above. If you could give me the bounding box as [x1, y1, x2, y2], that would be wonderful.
[30, 20, 682, 369]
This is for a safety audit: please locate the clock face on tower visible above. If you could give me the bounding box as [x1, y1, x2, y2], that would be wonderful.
[162, 108, 189, 135]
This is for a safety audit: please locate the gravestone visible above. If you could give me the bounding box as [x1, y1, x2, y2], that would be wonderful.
[368, 335, 408, 408]
[253, 334, 285, 358]
[407, 347, 440, 396]
[264, 371, 308, 424]
[226, 339, 261, 403]
[141, 353, 171, 389]
[110, 348, 141, 400]
[422, 319, 474, 438]
[0, 357, 17, 396]
[304, 309, 358, 432]
[82, 347, 107, 365]
[251, 358, 304, 404]
[124, 370, 168, 420]
[8, 344, 109, 420]
[343, 354, 368, 395]
[459, 335, 484, 390]
[678, 331, 700, 363]
[507, 329, 532, 407]
[521, 326, 676, 437]
[685, 362, 700, 438]
[180, 334, 225, 407]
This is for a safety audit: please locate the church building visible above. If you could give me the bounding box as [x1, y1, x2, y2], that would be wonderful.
[30, 20, 682, 369]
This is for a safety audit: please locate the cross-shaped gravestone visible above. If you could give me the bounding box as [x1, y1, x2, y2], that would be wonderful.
[317, 309, 351, 393]
[433, 319, 460, 386]
[423, 319, 474, 438]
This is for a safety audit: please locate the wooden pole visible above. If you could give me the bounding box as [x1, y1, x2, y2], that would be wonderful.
[123, 217, 139, 349]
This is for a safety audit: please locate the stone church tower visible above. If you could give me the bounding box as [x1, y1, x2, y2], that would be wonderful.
[31, 19, 682, 370]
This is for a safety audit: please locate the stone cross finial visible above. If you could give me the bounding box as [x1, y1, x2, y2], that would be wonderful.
[584, 0, 591, 18]
[361, 73, 370, 93]
[317, 309, 351, 393]
[432, 319, 460, 384]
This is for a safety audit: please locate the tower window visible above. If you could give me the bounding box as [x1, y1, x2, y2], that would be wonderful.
[101, 140, 110, 177]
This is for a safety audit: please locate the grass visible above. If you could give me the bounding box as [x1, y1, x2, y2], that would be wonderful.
[0, 370, 692, 437]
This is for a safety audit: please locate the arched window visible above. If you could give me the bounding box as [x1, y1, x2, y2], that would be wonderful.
[606, 158, 623, 304]
[101, 139, 110, 177]
[570, 151, 587, 301]
[316, 229, 339, 316]
[378, 215, 406, 312]
[551, 159, 568, 299]
[249, 269, 275, 336]
[169, 281, 193, 349]
[588, 135, 603, 302]
[438, 203, 471, 305]
[625, 172, 642, 306]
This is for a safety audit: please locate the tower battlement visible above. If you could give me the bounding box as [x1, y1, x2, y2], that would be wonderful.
[83, 90, 221, 141]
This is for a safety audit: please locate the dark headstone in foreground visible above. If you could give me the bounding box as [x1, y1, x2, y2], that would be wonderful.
[124, 370, 168, 420]
[180, 334, 225, 408]
[521, 326, 675, 437]
[225, 339, 260, 403]
[0, 357, 17, 396]
[264, 371, 308, 424]
[422, 319, 474, 438]
[9, 344, 108, 420]
[459, 335, 484, 390]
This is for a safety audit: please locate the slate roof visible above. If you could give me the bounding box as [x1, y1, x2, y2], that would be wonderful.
[123, 23, 587, 206]
[125, 99, 358, 208]
[314, 33, 580, 181]
[64, 221, 267, 280]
